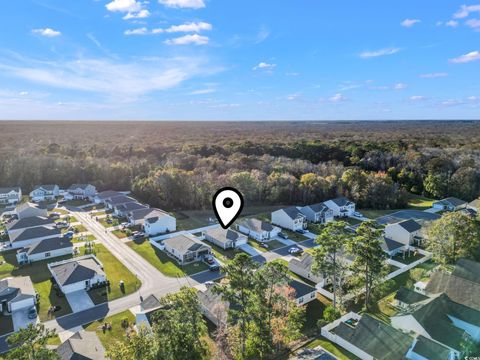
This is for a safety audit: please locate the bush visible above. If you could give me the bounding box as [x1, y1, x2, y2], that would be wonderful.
[410, 268, 427, 282]
[323, 305, 341, 323]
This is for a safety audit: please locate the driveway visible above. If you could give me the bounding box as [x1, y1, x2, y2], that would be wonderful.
[66, 291, 95, 313]
[12, 308, 37, 331]
[274, 236, 296, 246]
[238, 244, 261, 256]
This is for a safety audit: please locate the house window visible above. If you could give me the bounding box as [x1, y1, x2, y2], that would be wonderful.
[45, 252, 51, 257]
[298, 297, 304, 303]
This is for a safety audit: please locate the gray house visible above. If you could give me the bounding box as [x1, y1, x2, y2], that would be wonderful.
[57, 330, 107, 360]
[299, 203, 334, 224]
[203, 227, 248, 249]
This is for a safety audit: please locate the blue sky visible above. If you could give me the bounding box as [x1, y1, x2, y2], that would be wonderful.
[0, 0, 479, 120]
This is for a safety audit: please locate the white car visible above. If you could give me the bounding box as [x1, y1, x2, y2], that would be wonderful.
[354, 212, 363, 217]
[288, 247, 302, 255]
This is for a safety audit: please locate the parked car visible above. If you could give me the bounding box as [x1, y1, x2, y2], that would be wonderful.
[120, 222, 130, 229]
[295, 229, 306, 234]
[106, 218, 113, 224]
[354, 212, 363, 217]
[204, 256, 215, 265]
[58, 199, 67, 204]
[55, 222, 68, 229]
[278, 232, 288, 239]
[27, 307, 37, 319]
[288, 246, 302, 255]
[209, 264, 220, 271]
[49, 212, 60, 219]
[260, 242, 269, 249]
[132, 231, 144, 239]
[63, 231, 74, 239]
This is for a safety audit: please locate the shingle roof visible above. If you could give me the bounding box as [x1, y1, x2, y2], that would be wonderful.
[49, 256, 105, 286]
[0, 276, 36, 303]
[238, 218, 275, 232]
[0, 187, 20, 194]
[33, 185, 57, 191]
[375, 210, 441, 226]
[163, 234, 210, 255]
[281, 206, 305, 220]
[129, 207, 167, 221]
[16, 202, 45, 213]
[145, 210, 172, 224]
[411, 336, 452, 360]
[303, 203, 329, 213]
[329, 197, 353, 207]
[23, 237, 73, 255]
[469, 198, 480, 209]
[289, 253, 314, 272]
[68, 184, 91, 191]
[105, 195, 136, 206]
[288, 279, 316, 298]
[333, 314, 412, 360]
[6, 216, 53, 231]
[117, 202, 147, 213]
[394, 287, 428, 305]
[140, 294, 161, 311]
[397, 219, 422, 233]
[381, 237, 405, 252]
[442, 197, 467, 207]
[204, 227, 245, 245]
[57, 331, 107, 360]
[95, 190, 122, 200]
[452, 258, 480, 284]
[9, 226, 60, 243]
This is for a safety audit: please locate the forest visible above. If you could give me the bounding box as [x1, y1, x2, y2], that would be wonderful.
[1, 120, 480, 211]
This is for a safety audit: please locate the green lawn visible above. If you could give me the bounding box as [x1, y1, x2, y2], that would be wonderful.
[50, 208, 69, 215]
[173, 210, 213, 231]
[61, 224, 87, 234]
[127, 239, 209, 277]
[391, 252, 424, 265]
[83, 204, 105, 212]
[112, 229, 130, 239]
[46, 335, 62, 346]
[207, 242, 240, 262]
[282, 229, 308, 242]
[247, 239, 285, 252]
[84, 310, 135, 349]
[99, 217, 124, 228]
[407, 195, 434, 210]
[73, 234, 96, 243]
[0, 251, 73, 321]
[307, 223, 325, 235]
[359, 209, 398, 220]
[85, 244, 140, 304]
[271, 259, 318, 287]
[306, 336, 360, 360]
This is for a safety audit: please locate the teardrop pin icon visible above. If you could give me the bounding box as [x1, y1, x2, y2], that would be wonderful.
[212, 187, 244, 229]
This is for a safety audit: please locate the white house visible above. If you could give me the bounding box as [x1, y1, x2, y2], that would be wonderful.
[0, 276, 36, 313]
[29, 185, 59, 202]
[432, 197, 468, 212]
[162, 234, 211, 265]
[143, 210, 176, 236]
[65, 184, 97, 200]
[16, 237, 73, 264]
[6, 216, 55, 238]
[271, 206, 306, 231]
[9, 225, 61, 249]
[203, 227, 248, 249]
[93, 190, 124, 205]
[384, 219, 422, 247]
[381, 237, 408, 257]
[237, 218, 281, 242]
[0, 187, 22, 205]
[299, 203, 334, 224]
[289, 279, 317, 306]
[15, 202, 48, 220]
[324, 197, 356, 218]
[288, 253, 325, 284]
[105, 195, 136, 211]
[48, 255, 107, 294]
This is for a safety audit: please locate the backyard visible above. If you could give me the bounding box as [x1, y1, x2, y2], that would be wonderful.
[127, 239, 209, 277]
[248, 239, 285, 253]
[84, 310, 135, 349]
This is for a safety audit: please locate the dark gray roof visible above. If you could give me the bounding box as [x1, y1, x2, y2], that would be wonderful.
[163, 234, 210, 254]
[303, 203, 329, 213]
[50, 257, 105, 286]
[117, 202, 147, 212]
[105, 195, 136, 206]
[0, 277, 36, 303]
[204, 227, 245, 244]
[438, 197, 467, 207]
[6, 216, 53, 231]
[9, 226, 60, 243]
[394, 287, 428, 305]
[333, 314, 412, 360]
[452, 258, 480, 284]
[129, 207, 157, 221]
[376, 210, 441, 225]
[381, 237, 405, 252]
[289, 253, 314, 271]
[238, 218, 275, 232]
[68, 184, 91, 191]
[140, 294, 161, 311]
[0, 187, 20, 194]
[57, 331, 107, 360]
[412, 336, 452, 360]
[95, 190, 122, 200]
[329, 197, 353, 207]
[397, 219, 422, 233]
[288, 279, 316, 298]
[33, 185, 57, 191]
[23, 237, 73, 255]
[281, 206, 305, 220]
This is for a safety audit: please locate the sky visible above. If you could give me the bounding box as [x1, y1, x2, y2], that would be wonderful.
[0, 0, 479, 120]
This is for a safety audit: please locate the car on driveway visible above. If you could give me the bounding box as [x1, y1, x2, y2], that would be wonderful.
[56, 221, 68, 229]
[278, 232, 288, 239]
[354, 211, 363, 217]
[260, 242, 269, 249]
[64, 231, 74, 239]
[295, 229, 307, 234]
[132, 231, 145, 239]
[27, 307, 37, 319]
[121, 222, 130, 229]
[288, 246, 303, 255]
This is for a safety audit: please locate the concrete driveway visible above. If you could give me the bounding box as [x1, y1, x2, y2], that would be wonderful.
[274, 236, 296, 246]
[66, 291, 95, 313]
[238, 244, 261, 256]
[12, 308, 37, 331]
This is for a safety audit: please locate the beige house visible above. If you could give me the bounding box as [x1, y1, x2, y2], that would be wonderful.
[162, 234, 211, 265]
[288, 253, 324, 284]
[384, 219, 422, 247]
[15, 202, 48, 220]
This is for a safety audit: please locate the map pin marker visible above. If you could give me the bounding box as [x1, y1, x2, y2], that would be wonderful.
[212, 187, 244, 229]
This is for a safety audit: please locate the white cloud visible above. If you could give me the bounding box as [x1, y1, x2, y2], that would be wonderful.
[410, 95, 427, 101]
[359, 47, 401, 59]
[253, 62, 276, 70]
[329, 93, 347, 103]
[453, 4, 480, 19]
[158, 0, 205, 9]
[165, 22, 212, 33]
[124, 27, 148, 35]
[394, 83, 408, 90]
[286, 93, 301, 101]
[32, 28, 61, 37]
[123, 9, 150, 19]
[106, 0, 142, 13]
[419, 72, 448, 78]
[466, 18, 480, 31]
[441, 99, 463, 107]
[164, 34, 209, 45]
[468, 96, 480, 102]
[449, 51, 480, 64]
[401, 19, 421, 27]
[446, 20, 459, 27]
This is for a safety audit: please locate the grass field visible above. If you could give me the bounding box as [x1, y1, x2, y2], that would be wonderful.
[86, 244, 140, 304]
[50, 208, 69, 215]
[73, 234, 96, 243]
[407, 195, 434, 210]
[127, 239, 209, 277]
[207, 242, 240, 262]
[112, 229, 130, 239]
[306, 337, 360, 360]
[359, 209, 398, 219]
[99, 217, 123, 228]
[84, 310, 135, 349]
[63, 199, 91, 207]
[282, 229, 308, 242]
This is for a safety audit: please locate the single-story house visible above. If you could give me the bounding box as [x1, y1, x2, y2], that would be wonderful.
[432, 197, 468, 212]
[405, 335, 455, 360]
[135, 294, 163, 331]
[325, 313, 413, 360]
[391, 293, 480, 353]
[105, 195, 137, 211]
[143, 210, 176, 236]
[56, 330, 107, 360]
[6, 216, 54, 237]
[0, 187, 22, 205]
[271, 206, 307, 231]
[298, 203, 334, 224]
[115, 202, 148, 218]
[162, 234, 212, 265]
[0, 276, 37, 313]
[48, 255, 107, 294]
[237, 218, 281, 242]
[288, 253, 324, 284]
[202, 227, 248, 249]
[15, 202, 48, 220]
[93, 190, 124, 205]
[9, 225, 61, 249]
[393, 287, 429, 310]
[324, 197, 356, 218]
[197, 282, 229, 327]
[16, 237, 73, 264]
[384, 219, 422, 247]
[65, 184, 97, 200]
[289, 279, 317, 306]
[381, 237, 407, 257]
[29, 185, 59, 203]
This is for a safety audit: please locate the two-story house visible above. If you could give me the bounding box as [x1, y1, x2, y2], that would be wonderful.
[29, 185, 59, 202]
[271, 206, 306, 231]
[0, 187, 22, 205]
[324, 197, 356, 218]
[299, 203, 334, 224]
[65, 184, 97, 200]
